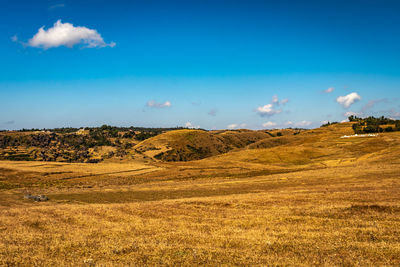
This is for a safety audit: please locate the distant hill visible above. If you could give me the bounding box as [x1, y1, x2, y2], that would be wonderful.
[134, 129, 273, 161]
[0, 126, 184, 163]
[349, 115, 400, 133]
[200, 122, 400, 170]
[0, 125, 298, 163]
[1, 118, 398, 164]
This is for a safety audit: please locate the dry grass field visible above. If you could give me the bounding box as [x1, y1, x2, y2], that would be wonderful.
[1, 123, 400, 266]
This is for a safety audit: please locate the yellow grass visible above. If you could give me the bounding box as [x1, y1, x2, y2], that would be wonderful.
[1, 123, 400, 265]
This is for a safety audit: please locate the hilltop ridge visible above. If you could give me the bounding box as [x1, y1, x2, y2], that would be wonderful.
[2, 119, 399, 166]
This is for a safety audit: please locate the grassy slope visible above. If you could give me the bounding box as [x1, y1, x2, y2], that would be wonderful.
[134, 129, 272, 161]
[0, 123, 400, 265]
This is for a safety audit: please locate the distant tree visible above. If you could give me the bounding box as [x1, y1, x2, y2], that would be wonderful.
[348, 115, 360, 122]
[395, 121, 400, 131]
[385, 126, 393, 132]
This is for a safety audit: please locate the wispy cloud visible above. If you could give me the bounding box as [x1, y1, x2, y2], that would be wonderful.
[262, 121, 277, 128]
[185, 122, 200, 129]
[26, 20, 115, 49]
[272, 95, 279, 104]
[146, 100, 171, 108]
[4, 120, 15, 125]
[324, 87, 334, 93]
[361, 99, 387, 113]
[227, 123, 246, 129]
[295, 121, 312, 127]
[340, 99, 390, 119]
[336, 92, 361, 108]
[280, 98, 289, 105]
[391, 110, 400, 118]
[48, 3, 65, 10]
[11, 34, 27, 47]
[11, 35, 18, 42]
[379, 108, 400, 119]
[208, 109, 217, 116]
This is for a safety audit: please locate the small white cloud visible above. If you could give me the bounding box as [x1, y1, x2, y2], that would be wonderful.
[146, 100, 171, 108]
[336, 92, 361, 108]
[281, 98, 289, 105]
[341, 119, 349, 123]
[285, 121, 293, 126]
[27, 20, 115, 49]
[227, 123, 246, 129]
[262, 121, 277, 128]
[324, 87, 334, 93]
[256, 104, 281, 117]
[295, 121, 312, 127]
[185, 122, 200, 129]
[227, 123, 238, 129]
[256, 95, 284, 117]
[321, 120, 329, 124]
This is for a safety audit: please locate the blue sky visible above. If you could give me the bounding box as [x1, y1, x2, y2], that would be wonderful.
[1, 0, 400, 130]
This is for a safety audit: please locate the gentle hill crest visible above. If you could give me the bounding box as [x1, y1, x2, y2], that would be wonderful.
[1, 118, 398, 164]
[134, 129, 273, 161]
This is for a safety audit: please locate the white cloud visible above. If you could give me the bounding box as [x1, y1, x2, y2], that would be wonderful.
[146, 100, 171, 108]
[256, 95, 286, 117]
[295, 121, 312, 127]
[281, 98, 289, 105]
[324, 87, 334, 93]
[27, 20, 115, 49]
[262, 121, 277, 128]
[227, 123, 246, 129]
[285, 121, 293, 126]
[341, 119, 349, 123]
[336, 92, 361, 108]
[256, 104, 281, 117]
[321, 120, 329, 124]
[185, 122, 200, 129]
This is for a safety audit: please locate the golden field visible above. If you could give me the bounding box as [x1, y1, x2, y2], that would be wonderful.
[0, 123, 400, 266]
